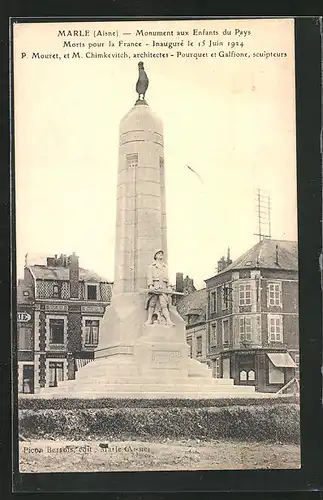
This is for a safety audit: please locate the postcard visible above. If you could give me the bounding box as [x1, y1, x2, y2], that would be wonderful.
[13, 17, 300, 476]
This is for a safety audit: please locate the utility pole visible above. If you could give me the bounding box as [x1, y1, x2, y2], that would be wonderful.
[254, 188, 272, 241]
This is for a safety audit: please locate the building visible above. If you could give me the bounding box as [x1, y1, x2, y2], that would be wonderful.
[17, 253, 113, 393]
[175, 272, 196, 296]
[176, 288, 207, 363]
[176, 239, 299, 393]
[205, 239, 299, 392]
[17, 279, 35, 393]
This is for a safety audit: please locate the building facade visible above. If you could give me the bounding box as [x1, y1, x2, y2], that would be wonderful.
[176, 288, 208, 363]
[177, 239, 299, 393]
[205, 239, 299, 392]
[17, 253, 113, 393]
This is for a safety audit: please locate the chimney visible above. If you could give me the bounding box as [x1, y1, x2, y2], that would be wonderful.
[176, 272, 184, 293]
[184, 275, 196, 294]
[68, 252, 79, 299]
[227, 247, 232, 266]
[275, 245, 279, 266]
[46, 256, 56, 267]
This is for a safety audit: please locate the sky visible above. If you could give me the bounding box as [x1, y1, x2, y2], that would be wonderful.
[13, 19, 297, 289]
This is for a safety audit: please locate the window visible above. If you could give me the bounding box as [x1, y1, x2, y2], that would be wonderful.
[196, 336, 202, 357]
[240, 369, 255, 383]
[23, 290, 29, 297]
[84, 319, 99, 345]
[268, 315, 283, 342]
[268, 363, 284, 384]
[87, 285, 98, 300]
[187, 338, 192, 357]
[187, 314, 199, 325]
[222, 319, 229, 345]
[22, 365, 34, 393]
[49, 318, 64, 344]
[53, 284, 59, 298]
[268, 282, 282, 307]
[209, 323, 217, 346]
[49, 362, 64, 387]
[239, 283, 251, 306]
[210, 291, 217, 313]
[222, 285, 229, 310]
[239, 316, 252, 342]
[18, 327, 32, 350]
[214, 357, 221, 378]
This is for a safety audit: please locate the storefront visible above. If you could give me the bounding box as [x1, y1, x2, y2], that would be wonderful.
[214, 348, 297, 393]
[17, 301, 35, 393]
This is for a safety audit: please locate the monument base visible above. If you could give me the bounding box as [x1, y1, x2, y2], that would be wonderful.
[37, 321, 259, 399]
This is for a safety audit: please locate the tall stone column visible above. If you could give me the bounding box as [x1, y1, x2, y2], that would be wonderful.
[114, 101, 167, 294]
[94, 87, 174, 358]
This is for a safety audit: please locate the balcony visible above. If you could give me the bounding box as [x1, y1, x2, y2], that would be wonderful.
[263, 341, 288, 350]
[208, 342, 233, 355]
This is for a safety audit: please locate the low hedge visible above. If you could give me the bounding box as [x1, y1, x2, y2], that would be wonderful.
[19, 403, 300, 444]
[18, 395, 297, 411]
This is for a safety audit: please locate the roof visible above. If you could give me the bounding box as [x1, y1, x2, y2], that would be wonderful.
[27, 265, 112, 283]
[176, 288, 207, 323]
[211, 239, 298, 277]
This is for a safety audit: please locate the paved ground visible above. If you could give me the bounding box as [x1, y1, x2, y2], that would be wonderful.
[19, 438, 301, 472]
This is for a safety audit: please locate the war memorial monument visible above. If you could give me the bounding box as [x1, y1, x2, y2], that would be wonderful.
[39, 63, 256, 399]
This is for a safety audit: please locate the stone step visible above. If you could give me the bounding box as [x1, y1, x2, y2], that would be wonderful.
[32, 389, 272, 400]
[72, 377, 235, 386]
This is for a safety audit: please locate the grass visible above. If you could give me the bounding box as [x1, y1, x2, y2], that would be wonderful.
[19, 404, 300, 444]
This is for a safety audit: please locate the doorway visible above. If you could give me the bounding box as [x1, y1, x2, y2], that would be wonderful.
[22, 365, 34, 393]
[222, 358, 230, 379]
[237, 354, 256, 386]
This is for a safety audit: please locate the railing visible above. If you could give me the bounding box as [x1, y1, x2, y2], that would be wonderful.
[276, 377, 299, 394]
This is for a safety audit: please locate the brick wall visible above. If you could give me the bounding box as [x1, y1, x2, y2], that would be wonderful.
[67, 309, 82, 352]
[283, 314, 299, 349]
[282, 281, 298, 313]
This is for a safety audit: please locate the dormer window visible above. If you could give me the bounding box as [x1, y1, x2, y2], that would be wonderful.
[187, 314, 198, 324]
[86, 284, 98, 300]
[53, 285, 60, 298]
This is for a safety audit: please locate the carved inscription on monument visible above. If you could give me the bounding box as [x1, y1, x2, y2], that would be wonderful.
[151, 350, 181, 370]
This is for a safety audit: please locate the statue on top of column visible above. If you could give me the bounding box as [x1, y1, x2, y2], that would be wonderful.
[136, 61, 149, 102]
[144, 249, 175, 327]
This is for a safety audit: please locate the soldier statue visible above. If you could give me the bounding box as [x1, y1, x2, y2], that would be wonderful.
[144, 249, 175, 327]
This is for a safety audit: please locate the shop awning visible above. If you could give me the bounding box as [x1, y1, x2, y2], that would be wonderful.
[267, 352, 297, 368]
[75, 358, 93, 371]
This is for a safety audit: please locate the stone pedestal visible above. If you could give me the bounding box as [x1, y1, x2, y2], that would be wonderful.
[37, 302, 258, 398]
[134, 324, 190, 380]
